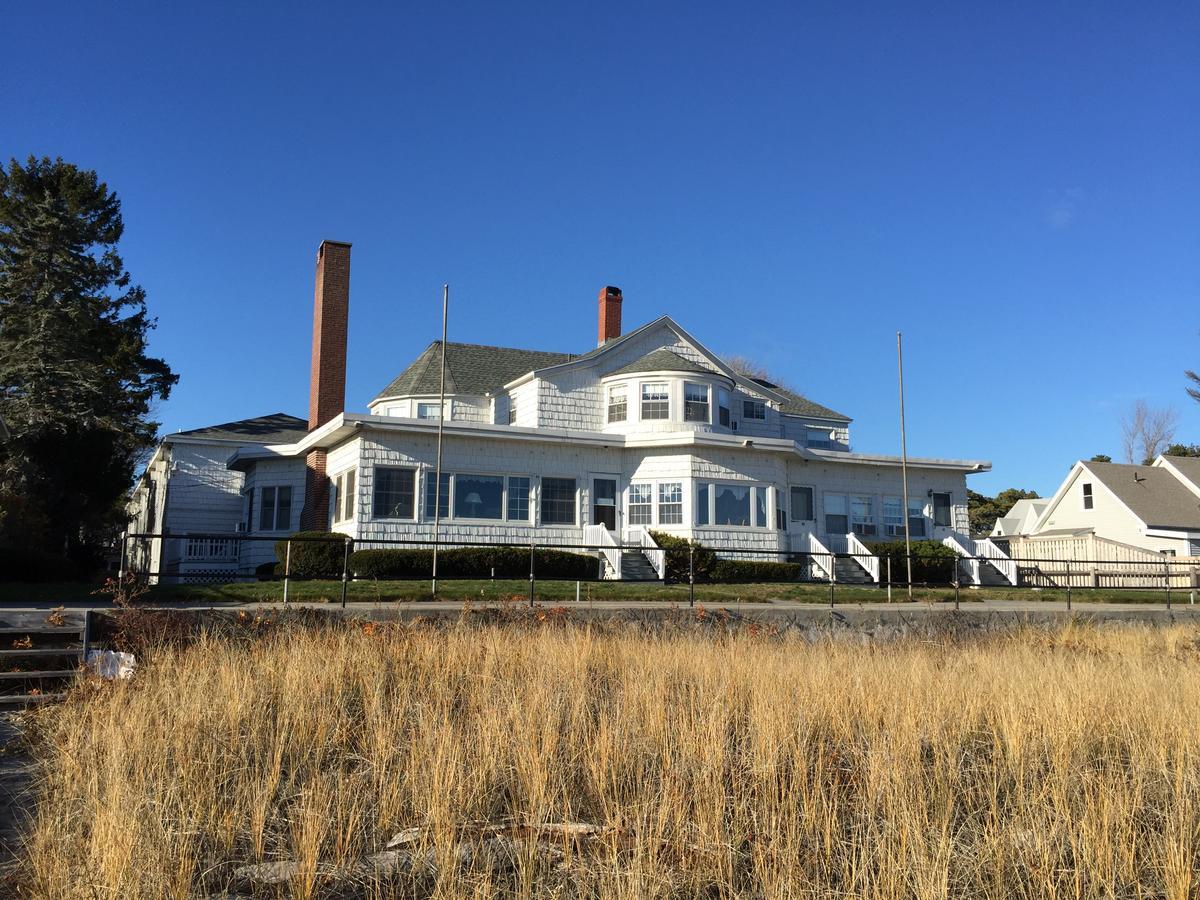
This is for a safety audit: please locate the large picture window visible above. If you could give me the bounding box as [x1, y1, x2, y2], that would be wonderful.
[454, 474, 503, 520]
[259, 485, 292, 531]
[540, 477, 577, 525]
[373, 468, 415, 520]
[684, 383, 709, 422]
[641, 382, 669, 420]
[714, 484, 752, 526]
[658, 482, 683, 524]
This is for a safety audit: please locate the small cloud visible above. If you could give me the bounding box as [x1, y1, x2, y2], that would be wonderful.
[1045, 188, 1084, 230]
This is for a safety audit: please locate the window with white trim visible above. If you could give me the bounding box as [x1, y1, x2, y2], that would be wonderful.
[259, 485, 292, 532]
[454, 474, 504, 520]
[743, 399, 765, 420]
[790, 486, 814, 522]
[718, 389, 731, 427]
[754, 487, 767, 528]
[696, 484, 709, 525]
[540, 477, 577, 525]
[507, 398, 517, 425]
[629, 484, 653, 525]
[332, 470, 356, 524]
[824, 493, 848, 534]
[417, 402, 442, 420]
[684, 383, 709, 422]
[908, 498, 927, 537]
[714, 484, 752, 526]
[805, 427, 833, 449]
[850, 495, 876, 536]
[424, 472, 451, 519]
[507, 476, 530, 523]
[641, 382, 669, 420]
[607, 385, 627, 423]
[373, 468, 415, 520]
[883, 496, 904, 536]
[932, 492, 952, 527]
[657, 482, 683, 524]
[1082, 482, 1093, 510]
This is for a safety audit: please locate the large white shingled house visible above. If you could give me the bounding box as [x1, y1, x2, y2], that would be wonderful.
[129, 240, 995, 583]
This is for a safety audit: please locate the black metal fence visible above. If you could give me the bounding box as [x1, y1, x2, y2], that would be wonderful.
[117, 531, 1200, 611]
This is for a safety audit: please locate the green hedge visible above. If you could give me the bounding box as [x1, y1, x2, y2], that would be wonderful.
[865, 539, 960, 584]
[350, 546, 598, 580]
[649, 531, 716, 583]
[709, 559, 804, 583]
[274, 532, 347, 578]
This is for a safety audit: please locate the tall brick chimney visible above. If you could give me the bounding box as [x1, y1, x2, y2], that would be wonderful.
[597, 285, 622, 346]
[300, 239, 351, 531]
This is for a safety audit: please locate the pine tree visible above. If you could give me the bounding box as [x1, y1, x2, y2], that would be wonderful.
[0, 156, 176, 558]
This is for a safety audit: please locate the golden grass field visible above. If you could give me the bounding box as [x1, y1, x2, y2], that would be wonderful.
[14, 615, 1200, 898]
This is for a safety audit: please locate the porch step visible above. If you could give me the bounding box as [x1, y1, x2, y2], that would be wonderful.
[619, 550, 660, 582]
[975, 560, 1011, 587]
[833, 557, 874, 585]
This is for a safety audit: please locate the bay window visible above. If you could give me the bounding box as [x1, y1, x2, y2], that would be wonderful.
[714, 484, 752, 527]
[684, 383, 709, 422]
[607, 385, 627, 423]
[657, 482, 683, 524]
[629, 484, 653, 525]
[641, 382, 669, 420]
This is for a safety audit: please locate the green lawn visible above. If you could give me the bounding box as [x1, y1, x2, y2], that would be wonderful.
[0, 578, 1193, 606]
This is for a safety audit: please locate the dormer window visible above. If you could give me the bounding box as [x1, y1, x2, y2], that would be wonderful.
[641, 382, 669, 420]
[743, 399, 766, 420]
[607, 385, 627, 423]
[684, 383, 709, 422]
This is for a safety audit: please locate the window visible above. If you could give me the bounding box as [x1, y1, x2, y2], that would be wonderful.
[259, 485, 292, 531]
[454, 474, 503, 520]
[776, 496, 787, 530]
[743, 399, 765, 420]
[684, 383, 709, 422]
[806, 427, 833, 449]
[607, 385, 627, 423]
[332, 470, 356, 524]
[909, 498, 927, 537]
[658, 483, 683, 524]
[373, 468, 415, 519]
[883, 496, 904, 536]
[507, 476, 530, 523]
[641, 382, 669, 420]
[932, 492, 952, 528]
[424, 472, 451, 519]
[417, 402, 442, 420]
[718, 389, 731, 427]
[330, 476, 340, 524]
[629, 484, 653, 525]
[1082, 482, 1093, 510]
[508, 398, 517, 425]
[714, 484, 752, 526]
[851, 495, 876, 536]
[540, 477, 577, 525]
[754, 487, 767, 528]
[824, 493, 848, 535]
[790, 486, 814, 522]
[696, 484, 709, 525]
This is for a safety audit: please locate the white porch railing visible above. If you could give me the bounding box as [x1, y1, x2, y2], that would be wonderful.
[185, 536, 238, 562]
[583, 525, 622, 580]
[800, 532, 836, 581]
[943, 534, 1018, 586]
[635, 527, 666, 581]
[845, 533, 880, 583]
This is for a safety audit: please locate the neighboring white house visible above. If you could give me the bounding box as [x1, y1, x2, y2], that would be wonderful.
[132, 240, 995, 583]
[991, 457, 1200, 586]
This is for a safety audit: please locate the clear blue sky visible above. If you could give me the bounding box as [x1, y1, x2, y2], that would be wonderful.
[6, 2, 1198, 497]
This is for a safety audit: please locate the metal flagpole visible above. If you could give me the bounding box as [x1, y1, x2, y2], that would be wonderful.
[897, 332, 914, 601]
[432, 284, 448, 595]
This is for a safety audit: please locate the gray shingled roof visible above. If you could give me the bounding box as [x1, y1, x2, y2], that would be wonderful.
[609, 349, 712, 377]
[373, 342, 571, 400]
[1086, 461, 1200, 529]
[748, 378, 850, 422]
[174, 413, 309, 444]
[1163, 455, 1200, 491]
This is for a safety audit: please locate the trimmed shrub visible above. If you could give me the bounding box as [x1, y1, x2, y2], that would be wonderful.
[866, 539, 960, 585]
[255, 561, 279, 581]
[649, 531, 716, 583]
[350, 546, 597, 580]
[275, 532, 347, 579]
[709, 559, 804, 583]
[0, 546, 79, 583]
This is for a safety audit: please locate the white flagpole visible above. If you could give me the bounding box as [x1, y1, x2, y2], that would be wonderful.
[432, 284, 448, 595]
[898, 331, 914, 601]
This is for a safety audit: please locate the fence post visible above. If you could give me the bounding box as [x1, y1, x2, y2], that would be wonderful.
[340, 537, 351, 609]
[953, 556, 960, 610]
[1065, 559, 1071, 611]
[886, 556, 892, 603]
[529, 541, 536, 608]
[829, 553, 835, 608]
[283, 539, 292, 605]
[689, 544, 695, 608]
[1165, 559, 1171, 612]
[118, 530, 127, 580]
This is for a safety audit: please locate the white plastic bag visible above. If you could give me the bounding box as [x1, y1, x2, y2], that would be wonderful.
[86, 650, 136, 680]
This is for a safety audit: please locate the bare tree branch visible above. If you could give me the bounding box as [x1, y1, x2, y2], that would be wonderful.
[1120, 399, 1179, 464]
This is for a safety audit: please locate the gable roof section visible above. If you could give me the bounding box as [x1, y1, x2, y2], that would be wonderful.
[1085, 461, 1200, 529]
[1158, 455, 1200, 496]
[373, 342, 571, 401]
[172, 413, 309, 444]
[609, 348, 712, 377]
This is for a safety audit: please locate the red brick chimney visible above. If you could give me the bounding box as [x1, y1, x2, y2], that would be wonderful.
[300, 239, 351, 531]
[597, 285, 622, 346]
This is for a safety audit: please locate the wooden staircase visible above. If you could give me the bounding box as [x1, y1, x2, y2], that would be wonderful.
[0, 613, 89, 709]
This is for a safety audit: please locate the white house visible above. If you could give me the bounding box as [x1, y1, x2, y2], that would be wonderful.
[991, 456, 1200, 586]
[132, 240, 995, 583]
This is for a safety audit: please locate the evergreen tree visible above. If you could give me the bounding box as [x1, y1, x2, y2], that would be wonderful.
[0, 156, 176, 559]
[968, 488, 1040, 535]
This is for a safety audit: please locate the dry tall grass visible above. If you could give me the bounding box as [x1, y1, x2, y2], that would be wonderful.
[17, 617, 1200, 898]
